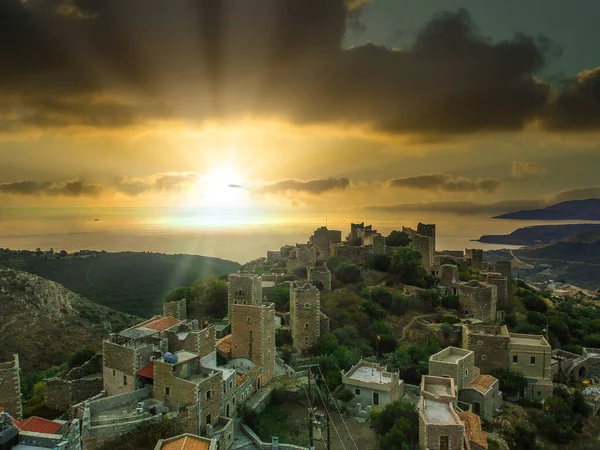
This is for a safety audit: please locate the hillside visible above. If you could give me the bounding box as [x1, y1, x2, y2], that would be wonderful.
[0, 250, 240, 317]
[477, 224, 600, 246]
[0, 268, 140, 373]
[494, 198, 600, 220]
[515, 229, 600, 262]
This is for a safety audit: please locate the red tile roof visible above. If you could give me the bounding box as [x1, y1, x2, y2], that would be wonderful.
[457, 411, 488, 449]
[143, 316, 181, 332]
[161, 434, 212, 450]
[136, 363, 155, 379]
[16, 417, 63, 435]
[467, 375, 497, 394]
[216, 335, 232, 355]
[0, 406, 4, 413]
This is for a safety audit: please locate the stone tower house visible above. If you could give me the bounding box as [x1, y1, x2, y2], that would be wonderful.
[309, 227, 342, 261]
[230, 303, 276, 385]
[307, 266, 332, 292]
[227, 274, 262, 320]
[163, 298, 187, 320]
[0, 354, 22, 419]
[465, 249, 484, 270]
[417, 223, 436, 259]
[290, 283, 321, 351]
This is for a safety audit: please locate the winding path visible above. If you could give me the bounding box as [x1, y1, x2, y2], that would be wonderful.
[398, 313, 438, 342]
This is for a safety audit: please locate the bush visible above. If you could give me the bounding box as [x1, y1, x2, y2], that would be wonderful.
[370, 401, 419, 450]
[389, 247, 426, 286]
[339, 388, 355, 404]
[335, 264, 362, 284]
[67, 347, 97, 369]
[385, 230, 411, 247]
[490, 368, 527, 397]
[441, 294, 459, 309]
[365, 253, 391, 272]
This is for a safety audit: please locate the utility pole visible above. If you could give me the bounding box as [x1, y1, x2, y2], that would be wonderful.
[308, 367, 313, 449]
[325, 380, 331, 450]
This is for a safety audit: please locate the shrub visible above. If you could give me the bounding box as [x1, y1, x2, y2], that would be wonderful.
[335, 264, 362, 284]
[67, 347, 97, 369]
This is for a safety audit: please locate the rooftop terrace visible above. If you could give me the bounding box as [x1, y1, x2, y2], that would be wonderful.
[509, 333, 550, 347]
[347, 365, 393, 385]
[430, 347, 472, 364]
[422, 399, 459, 425]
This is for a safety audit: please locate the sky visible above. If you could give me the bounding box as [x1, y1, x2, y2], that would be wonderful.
[0, 0, 599, 215]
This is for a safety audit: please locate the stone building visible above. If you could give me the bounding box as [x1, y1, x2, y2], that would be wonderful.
[307, 265, 332, 292]
[363, 233, 386, 255]
[417, 223, 436, 265]
[462, 325, 510, 375]
[309, 226, 342, 261]
[0, 354, 22, 420]
[44, 354, 103, 413]
[429, 347, 502, 420]
[412, 234, 434, 272]
[465, 249, 484, 270]
[456, 411, 488, 450]
[484, 273, 508, 315]
[286, 244, 317, 274]
[230, 302, 276, 385]
[350, 222, 375, 242]
[418, 376, 465, 450]
[342, 361, 403, 409]
[290, 283, 322, 352]
[12, 415, 81, 449]
[487, 260, 512, 279]
[227, 274, 262, 319]
[330, 242, 369, 265]
[451, 281, 497, 323]
[163, 298, 187, 321]
[509, 333, 553, 399]
[432, 264, 459, 286]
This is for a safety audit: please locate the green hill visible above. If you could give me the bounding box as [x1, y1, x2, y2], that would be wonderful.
[0, 250, 240, 317]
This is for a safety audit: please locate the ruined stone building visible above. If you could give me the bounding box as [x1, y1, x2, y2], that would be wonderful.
[418, 376, 466, 450]
[483, 273, 509, 320]
[451, 281, 497, 323]
[431, 264, 459, 286]
[465, 249, 484, 271]
[290, 283, 323, 352]
[350, 222, 376, 242]
[417, 223, 436, 265]
[163, 298, 187, 321]
[0, 355, 22, 421]
[429, 347, 501, 420]
[462, 324, 553, 399]
[402, 223, 436, 271]
[363, 233, 387, 255]
[286, 244, 317, 275]
[330, 242, 369, 265]
[342, 360, 403, 409]
[227, 274, 262, 319]
[307, 265, 332, 292]
[309, 226, 342, 261]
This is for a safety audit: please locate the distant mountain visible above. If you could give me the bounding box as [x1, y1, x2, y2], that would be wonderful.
[477, 224, 600, 246]
[494, 198, 600, 220]
[515, 229, 600, 263]
[0, 268, 139, 373]
[0, 251, 240, 318]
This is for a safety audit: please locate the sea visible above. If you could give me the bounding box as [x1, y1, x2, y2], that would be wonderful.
[0, 207, 593, 264]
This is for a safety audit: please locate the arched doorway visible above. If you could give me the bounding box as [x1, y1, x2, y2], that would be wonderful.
[579, 366, 586, 380]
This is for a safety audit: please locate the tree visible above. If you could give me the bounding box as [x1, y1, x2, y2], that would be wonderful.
[370, 401, 419, 450]
[194, 277, 228, 318]
[365, 253, 391, 272]
[165, 286, 192, 303]
[339, 388, 355, 405]
[491, 368, 528, 397]
[441, 294, 459, 309]
[370, 287, 393, 309]
[67, 347, 97, 369]
[272, 284, 291, 311]
[389, 247, 426, 286]
[385, 230, 411, 247]
[335, 264, 362, 284]
[391, 292, 409, 315]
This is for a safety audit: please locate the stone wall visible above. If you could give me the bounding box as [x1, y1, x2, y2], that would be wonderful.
[462, 325, 510, 375]
[459, 381, 501, 420]
[452, 281, 497, 323]
[227, 274, 262, 319]
[411, 234, 433, 271]
[0, 354, 22, 419]
[45, 377, 103, 412]
[465, 249, 484, 270]
[286, 246, 317, 274]
[102, 338, 156, 396]
[429, 348, 476, 391]
[152, 360, 197, 411]
[485, 273, 508, 311]
[330, 243, 368, 266]
[309, 227, 342, 262]
[509, 334, 552, 380]
[290, 283, 321, 352]
[307, 266, 332, 292]
[164, 298, 187, 320]
[417, 223, 436, 266]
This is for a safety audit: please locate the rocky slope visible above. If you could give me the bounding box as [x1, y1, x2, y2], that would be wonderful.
[0, 268, 140, 373]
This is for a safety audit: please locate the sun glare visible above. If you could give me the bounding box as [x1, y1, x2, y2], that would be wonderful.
[196, 168, 247, 207]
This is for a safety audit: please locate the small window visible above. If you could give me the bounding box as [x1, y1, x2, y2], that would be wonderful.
[123, 375, 127, 386]
[243, 301, 247, 305]
[355, 388, 361, 395]
[465, 369, 468, 376]
[530, 356, 536, 365]
[305, 323, 309, 329]
[206, 390, 212, 400]
[482, 355, 487, 361]
[304, 303, 311, 310]
[477, 340, 483, 346]
[229, 380, 233, 389]
[206, 413, 212, 425]
[513, 355, 518, 364]
[113, 369, 116, 376]
[232, 397, 236, 405]
[165, 387, 170, 395]
[247, 316, 251, 323]
[234, 300, 238, 304]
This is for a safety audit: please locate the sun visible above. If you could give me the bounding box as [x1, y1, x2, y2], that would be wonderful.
[196, 168, 247, 207]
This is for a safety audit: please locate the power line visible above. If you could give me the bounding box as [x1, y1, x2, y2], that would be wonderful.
[314, 377, 346, 450]
[317, 366, 360, 450]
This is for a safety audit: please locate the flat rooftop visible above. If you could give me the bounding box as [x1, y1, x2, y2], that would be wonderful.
[171, 351, 198, 364]
[91, 398, 162, 424]
[423, 399, 459, 425]
[347, 365, 393, 385]
[424, 381, 453, 397]
[509, 334, 548, 347]
[431, 347, 472, 364]
[224, 358, 256, 374]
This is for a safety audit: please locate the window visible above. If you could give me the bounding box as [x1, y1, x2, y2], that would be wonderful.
[530, 356, 536, 365]
[305, 323, 309, 329]
[165, 387, 170, 395]
[234, 300, 238, 305]
[236, 289, 244, 298]
[373, 392, 379, 406]
[477, 340, 483, 346]
[229, 380, 233, 389]
[206, 390, 212, 400]
[232, 397, 236, 405]
[123, 375, 127, 386]
[440, 436, 449, 450]
[482, 355, 487, 361]
[465, 369, 468, 376]
[355, 388, 361, 395]
[304, 303, 311, 310]
[206, 413, 212, 425]
[243, 301, 247, 305]
[247, 316, 251, 323]
[113, 369, 116, 376]
[513, 355, 518, 364]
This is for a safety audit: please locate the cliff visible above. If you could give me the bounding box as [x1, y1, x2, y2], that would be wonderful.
[0, 268, 139, 373]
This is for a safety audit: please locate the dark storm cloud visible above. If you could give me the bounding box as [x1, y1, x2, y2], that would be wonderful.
[0, 1, 598, 135]
[0, 180, 102, 197]
[261, 177, 350, 195]
[365, 200, 545, 216]
[389, 173, 500, 193]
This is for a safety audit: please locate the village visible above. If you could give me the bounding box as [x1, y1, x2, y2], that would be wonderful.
[2, 221, 600, 450]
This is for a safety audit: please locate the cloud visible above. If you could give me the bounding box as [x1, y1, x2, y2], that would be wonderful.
[547, 186, 600, 204]
[542, 68, 600, 131]
[511, 161, 546, 177]
[260, 177, 350, 195]
[365, 200, 545, 216]
[2, 2, 595, 137]
[389, 173, 500, 193]
[0, 180, 102, 197]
